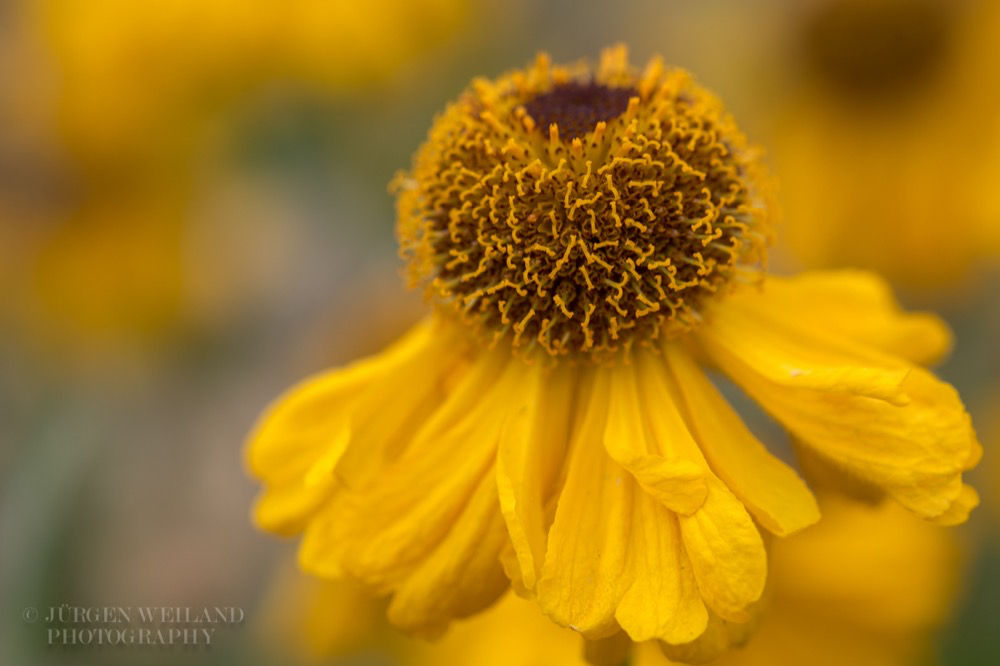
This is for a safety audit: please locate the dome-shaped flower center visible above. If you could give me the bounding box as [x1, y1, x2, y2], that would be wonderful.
[395, 48, 770, 356]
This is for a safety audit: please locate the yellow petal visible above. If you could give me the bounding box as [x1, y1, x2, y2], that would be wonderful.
[701, 288, 978, 520]
[252, 417, 349, 535]
[386, 467, 511, 637]
[614, 456, 707, 517]
[496, 362, 576, 592]
[664, 345, 819, 537]
[606, 354, 766, 628]
[616, 498, 709, 644]
[702, 296, 911, 405]
[298, 350, 514, 586]
[536, 370, 630, 639]
[247, 376, 357, 481]
[247, 319, 438, 478]
[925, 484, 980, 527]
[498, 541, 528, 598]
[248, 319, 442, 534]
[677, 476, 768, 622]
[605, 360, 707, 515]
[656, 606, 760, 665]
[538, 368, 709, 644]
[247, 318, 437, 476]
[332, 324, 476, 490]
[749, 271, 953, 366]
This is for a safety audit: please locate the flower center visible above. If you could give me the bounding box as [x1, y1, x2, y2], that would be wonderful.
[522, 82, 637, 140]
[395, 48, 770, 357]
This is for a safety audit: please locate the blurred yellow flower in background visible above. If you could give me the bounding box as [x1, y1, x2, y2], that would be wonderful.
[35, 0, 470, 168]
[258, 561, 392, 663]
[770, 0, 1000, 288]
[29, 194, 186, 350]
[248, 47, 979, 660]
[263, 497, 959, 666]
[1, 0, 468, 360]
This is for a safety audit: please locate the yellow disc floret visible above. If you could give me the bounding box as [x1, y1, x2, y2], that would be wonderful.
[395, 46, 771, 356]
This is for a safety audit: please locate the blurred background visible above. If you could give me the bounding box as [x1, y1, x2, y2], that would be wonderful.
[1, 0, 999, 664]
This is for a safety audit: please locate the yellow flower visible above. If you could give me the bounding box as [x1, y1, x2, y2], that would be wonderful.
[4, 0, 468, 355]
[35, 0, 469, 166]
[256, 559, 392, 663]
[423, 498, 959, 666]
[770, 0, 1000, 286]
[266, 497, 958, 666]
[247, 46, 979, 654]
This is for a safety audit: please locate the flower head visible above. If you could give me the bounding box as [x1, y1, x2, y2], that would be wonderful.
[396, 49, 769, 355]
[247, 46, 980, 656]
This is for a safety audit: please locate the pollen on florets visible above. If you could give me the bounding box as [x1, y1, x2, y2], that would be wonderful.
[394, 45, 772, 357]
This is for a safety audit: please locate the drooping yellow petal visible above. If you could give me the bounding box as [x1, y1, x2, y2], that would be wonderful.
[248, 319, 445, 534]
[302, 350, 507, 579]
[746, 271, 953, 366]
[601, 354, 768, 626]
[253, 418, 349, 534]
[332, 324, 482, 490]
[631, 355, 768, 621]
[387, 465, 511, 637]
[606, 361, 707, 516]
[536, 370, 630, 639]
[664, 344, 819, 537]
[298, 350, 526, 634]
[702, 297, 911, 405]
[496, 362, 576, 592]
[615, 498, 709, 644]
[676, 476, 768, 622]
[538, 367, 709, 643]
[540, 361, 759, 645]
[638, 496, 961, 666]
[299, 421, 494, 585]
[614, 456, 706, 517]
[498, 541, 527, 598]
[247, 319, 437, 475]
[925, 484, 980, 527]
[655, 605, 762, 665]
[700, 282, 978, 520]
